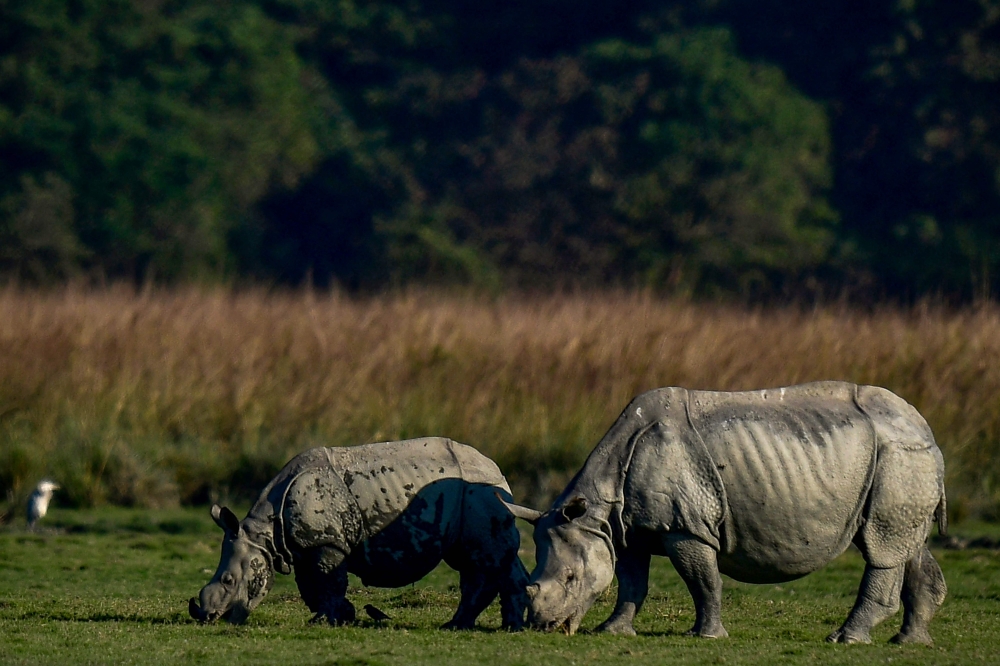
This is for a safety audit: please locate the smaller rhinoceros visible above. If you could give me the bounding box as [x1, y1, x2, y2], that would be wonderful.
[189, 438, 528, 629]
[503, 382, 947, 644]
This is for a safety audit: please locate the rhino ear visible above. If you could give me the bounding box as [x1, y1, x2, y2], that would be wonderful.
[561, 497, 588, 522]
[211, 504, 241, 535]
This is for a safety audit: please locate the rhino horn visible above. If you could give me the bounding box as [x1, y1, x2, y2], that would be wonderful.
[495, 493, 544, 524]
[189, 597, 206, 622]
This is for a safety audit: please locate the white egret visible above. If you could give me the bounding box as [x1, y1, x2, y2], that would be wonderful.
[26, 479, 60, 530]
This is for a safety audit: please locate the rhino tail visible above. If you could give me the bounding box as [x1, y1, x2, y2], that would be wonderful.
[934, 491, 948, 537]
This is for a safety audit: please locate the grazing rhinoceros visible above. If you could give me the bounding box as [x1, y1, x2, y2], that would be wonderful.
[502, 382, 947, 644]
[189, 438, 528, 629]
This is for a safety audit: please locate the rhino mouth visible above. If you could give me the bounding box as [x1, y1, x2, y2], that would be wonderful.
[189, 598, 207, 623]
[533, 613, 579, 635]
[198, 608, 237, 624]
[189, 598, 242, 624]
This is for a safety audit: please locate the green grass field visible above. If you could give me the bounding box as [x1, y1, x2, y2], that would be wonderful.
[1, 508, 998, 665]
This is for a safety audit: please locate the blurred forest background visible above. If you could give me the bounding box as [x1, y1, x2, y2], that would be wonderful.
[2, 0, 999, 300]
[3, 1, 1000, 519]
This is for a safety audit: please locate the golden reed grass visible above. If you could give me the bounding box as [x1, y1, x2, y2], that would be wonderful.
[1, 286, 998, 519]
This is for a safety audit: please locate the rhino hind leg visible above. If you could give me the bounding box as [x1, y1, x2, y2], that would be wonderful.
[890, 546, 946, 645]
[665, 534, 728, 639]
[595, 547, 651, 636]
[827, 563, 904, 644]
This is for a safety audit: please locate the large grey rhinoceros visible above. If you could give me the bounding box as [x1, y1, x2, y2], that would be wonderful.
[502, 381, 947, 644]
[189, 438, 528, 629]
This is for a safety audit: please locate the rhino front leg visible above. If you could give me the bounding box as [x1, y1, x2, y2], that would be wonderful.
[295, 547, 356, 626]
[665, 534, 728, 638]
[890, 546, 946, 645]
[595, 547, 651, 636]
[827, 563, 903, 644]
[498, 556, 530, 631]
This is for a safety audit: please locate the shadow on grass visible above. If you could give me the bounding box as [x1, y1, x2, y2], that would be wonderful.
[7, 609, 192, 624]
[47, 516, 209, 535]
[575, 627, 691, 638]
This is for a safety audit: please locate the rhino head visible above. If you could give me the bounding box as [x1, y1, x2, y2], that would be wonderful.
[502, 496, 615, 635]
[189, 505, 274, 625]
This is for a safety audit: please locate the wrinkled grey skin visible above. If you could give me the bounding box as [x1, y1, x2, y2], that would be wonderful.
[191, 438, 528, 630]
[504, 382, 947, 644]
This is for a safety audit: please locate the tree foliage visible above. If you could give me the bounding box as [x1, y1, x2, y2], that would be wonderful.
[368, 29, 835, 293]
[0, 0, 997, 298]
[692, 0, 1000, 298]
[0, 0, 318, 281]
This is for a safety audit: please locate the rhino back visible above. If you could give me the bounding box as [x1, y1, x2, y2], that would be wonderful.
[689, 384, 877, 579]
[330, 438, 507, 537]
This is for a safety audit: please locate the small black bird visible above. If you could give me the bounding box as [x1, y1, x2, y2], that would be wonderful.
[363, 604, 391, 622]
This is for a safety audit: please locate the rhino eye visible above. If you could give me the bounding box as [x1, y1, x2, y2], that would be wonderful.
[221, 572, 235, 586]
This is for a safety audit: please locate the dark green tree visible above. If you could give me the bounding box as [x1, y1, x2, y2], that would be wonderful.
[0, 0, 319, 281]
[692, 0, 1000, 299]
[2, 0, 997, 299]
[357, 28, 836, 293]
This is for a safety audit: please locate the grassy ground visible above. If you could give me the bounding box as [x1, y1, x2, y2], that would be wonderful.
[1, 508, 998, 665]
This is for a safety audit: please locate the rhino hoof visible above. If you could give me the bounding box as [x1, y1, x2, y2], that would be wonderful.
[308, 603, 356, 627]
[313, 599, 356, 626]
[890, 630, 933, 645]
[441, 619, 474, 631]
[595, 621, 637, 636]
[684, 625, 728, 639]
[826, 629, 871, 644]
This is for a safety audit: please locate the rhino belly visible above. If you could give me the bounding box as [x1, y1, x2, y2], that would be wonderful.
[701, 400, 876, 582]
[346, 480, 462, 588]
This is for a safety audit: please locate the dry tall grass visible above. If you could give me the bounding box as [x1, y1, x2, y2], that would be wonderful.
[1, 286, 998, 519]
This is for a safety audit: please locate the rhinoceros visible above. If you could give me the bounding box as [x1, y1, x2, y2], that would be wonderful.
[189, 438, 528, 629]
[502, 382, 947, 644]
